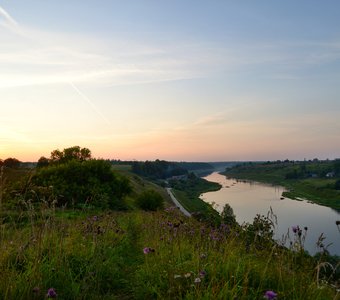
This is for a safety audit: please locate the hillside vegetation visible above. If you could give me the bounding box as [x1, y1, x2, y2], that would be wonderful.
[0, 149, 339, 299]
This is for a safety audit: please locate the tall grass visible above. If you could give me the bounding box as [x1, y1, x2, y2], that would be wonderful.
[0, 202, 338, 299]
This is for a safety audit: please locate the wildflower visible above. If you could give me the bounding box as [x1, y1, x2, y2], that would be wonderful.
[184, 272, 191, 278]
[194, 277, 201, 283]
[174, 274, 182, 279]
[292, 225, 299, 233]
[92, 216, 98, 221]
[46, 288, 57, 298]
[264, 290, 277, 300]
[199, 270, 207, 278]
[143, 247, 155, 254]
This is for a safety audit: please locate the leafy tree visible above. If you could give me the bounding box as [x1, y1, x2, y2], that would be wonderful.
[334, 159, 340, 176]
[135, 190, 164, 211]
[3, 158, 21, 168]
[37, 156, 50, 168]
[50, 146, 91, 164]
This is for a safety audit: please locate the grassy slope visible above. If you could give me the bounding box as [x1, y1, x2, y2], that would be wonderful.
[1, 167, 338, 298]
[116, 169, 173, 207]
[223, 163, 340, 211]
[0, 208, 337, 299]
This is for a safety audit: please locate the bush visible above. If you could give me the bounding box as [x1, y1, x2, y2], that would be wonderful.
[221, 203, 237, 226]
[335, 179, 340, 190]
[32, 159, 131, 209]
[135, 190, 164, 211]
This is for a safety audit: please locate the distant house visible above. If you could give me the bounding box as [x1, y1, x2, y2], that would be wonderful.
[326, 172, 335, 178]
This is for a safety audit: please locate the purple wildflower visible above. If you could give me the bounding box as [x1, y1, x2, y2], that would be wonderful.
[264, 290, 277, 300]
[199, 270, 207, 278]
[46, 288, 57, 298]
[143, 247, 151, 254]
[292, 225, 299, 233]
[143, 247, 155, 254]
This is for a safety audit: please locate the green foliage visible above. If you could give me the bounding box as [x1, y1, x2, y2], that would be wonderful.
[169, 174, 222, 226]
[2, 157, 21, 168]
[36, 156, 49, 168]
[135, 189, 164, 211]
[50, 146, 92, 165]
[221, 203, 237, 226]
[243, 214, 275, 248]
[335, 179, 340, 190]
[33, 159, 131, 209]
[132, 159, 188, 179]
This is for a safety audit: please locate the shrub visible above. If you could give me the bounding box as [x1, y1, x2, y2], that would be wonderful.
[221, 203, 237, 226]
[32, 159, 131, 209]
[335, 179, 340, 190]
[135, 190, 164, 211]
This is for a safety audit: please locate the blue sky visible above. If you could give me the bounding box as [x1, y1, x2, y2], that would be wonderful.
[0, 1, 340, 161]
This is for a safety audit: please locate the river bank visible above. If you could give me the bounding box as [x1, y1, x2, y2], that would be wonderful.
[222, 162, 340, 211]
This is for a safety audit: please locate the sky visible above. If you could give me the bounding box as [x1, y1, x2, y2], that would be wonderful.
[0, 1, 340, 162]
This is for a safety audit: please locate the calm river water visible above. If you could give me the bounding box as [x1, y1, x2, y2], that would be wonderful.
[200, 172, 340, 256]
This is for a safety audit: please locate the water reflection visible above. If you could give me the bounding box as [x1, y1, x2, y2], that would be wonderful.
[200, 172, 340, 256]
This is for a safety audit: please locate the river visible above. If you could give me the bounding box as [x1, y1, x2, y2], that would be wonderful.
[200, 172, 340, 256]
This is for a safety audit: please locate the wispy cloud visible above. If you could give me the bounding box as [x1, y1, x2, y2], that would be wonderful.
[69, 82, 111, 125]
[0, 5, 18, 28]
[0, 5, 25, 36]
[1, 6, 339, 92]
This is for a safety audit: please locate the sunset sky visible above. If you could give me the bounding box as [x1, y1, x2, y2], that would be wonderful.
[1, 1, 340, 162]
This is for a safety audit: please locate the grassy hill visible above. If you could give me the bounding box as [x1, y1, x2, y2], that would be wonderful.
[0, 163, 339, 299]
[0, 207, 338, 299]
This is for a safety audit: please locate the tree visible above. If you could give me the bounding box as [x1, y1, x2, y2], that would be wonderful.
[3, 158, 21, 168]
[221, 203, 236, 226]
[335, 180, 340, 190]
[50, 146, 91, 164]
[37, 156, 50, 168]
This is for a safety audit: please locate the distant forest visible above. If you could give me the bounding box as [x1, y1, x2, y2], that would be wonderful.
[128, 160, 214, 180]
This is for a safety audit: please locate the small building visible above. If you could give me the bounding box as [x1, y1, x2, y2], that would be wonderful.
[326, 172, 335, 178]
